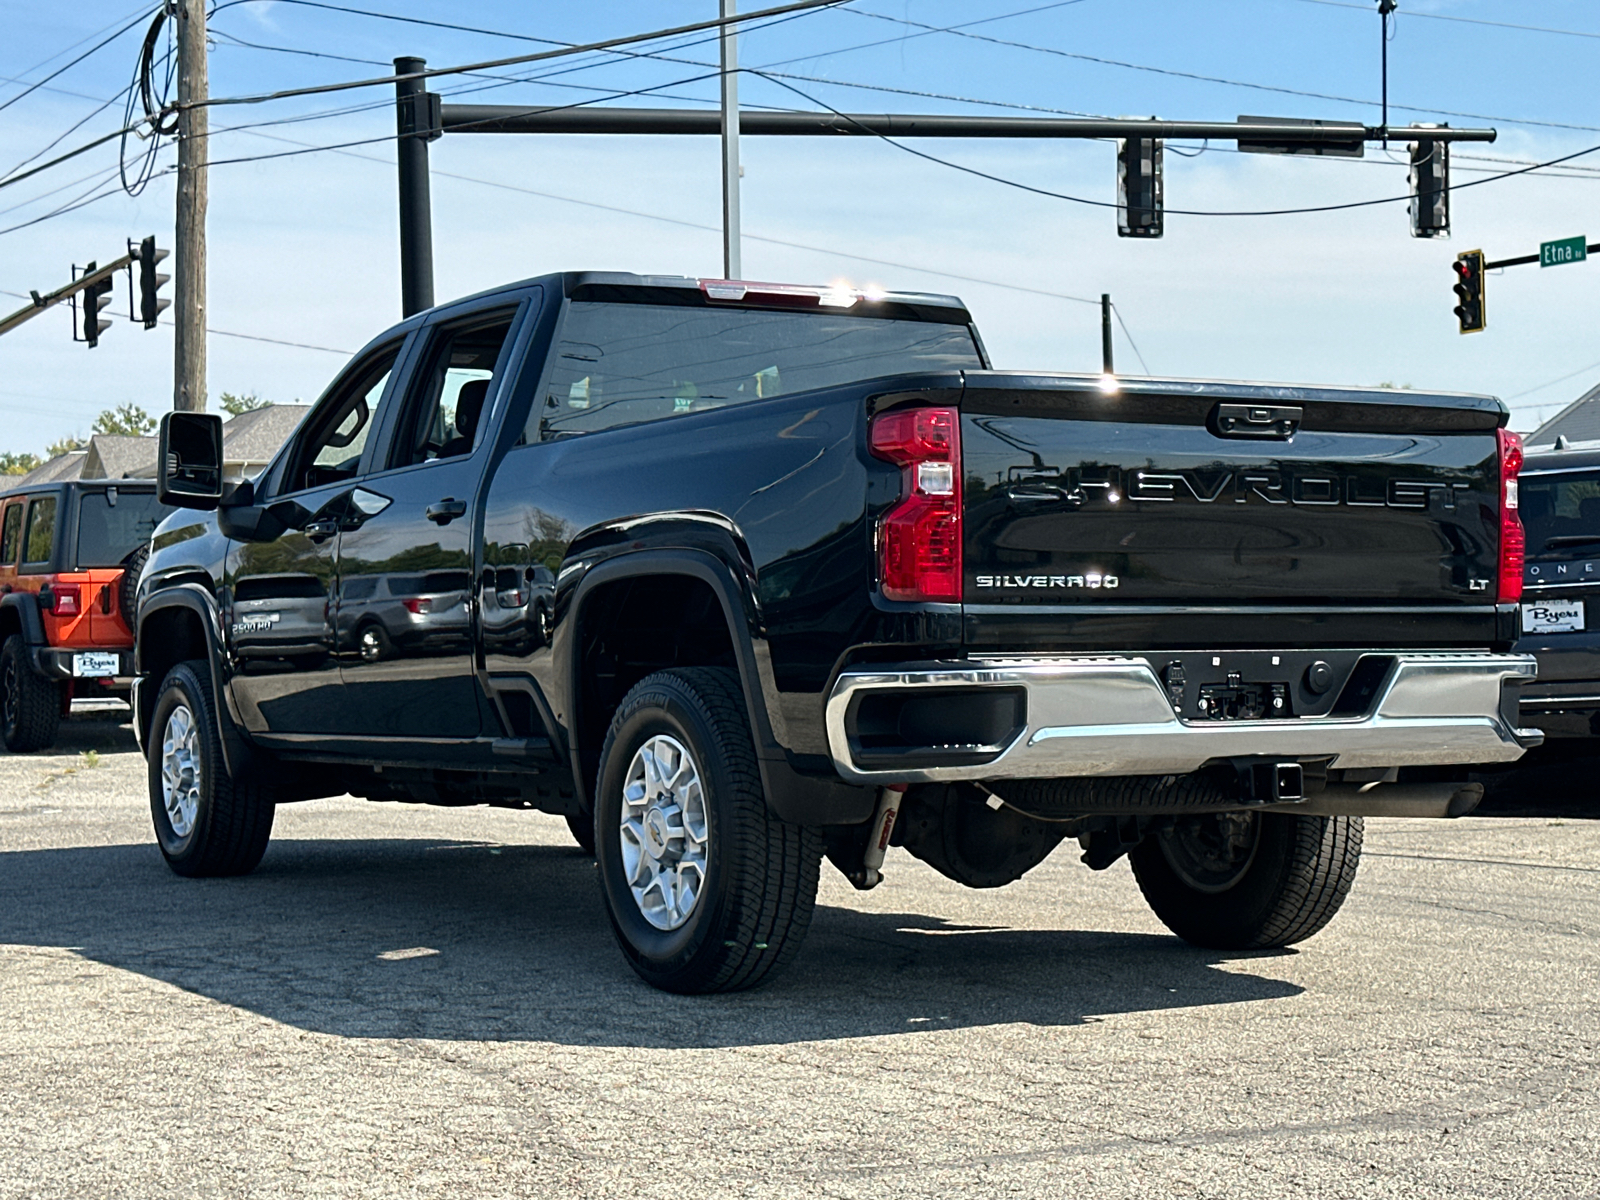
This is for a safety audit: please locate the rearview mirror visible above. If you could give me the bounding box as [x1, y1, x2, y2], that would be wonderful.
[157, 411, 224, 510]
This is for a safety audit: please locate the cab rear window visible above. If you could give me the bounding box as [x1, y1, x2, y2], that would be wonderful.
[532, 302, 982, 440]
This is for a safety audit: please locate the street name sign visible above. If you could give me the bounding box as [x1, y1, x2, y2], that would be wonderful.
[1541, 236, 1587, 268]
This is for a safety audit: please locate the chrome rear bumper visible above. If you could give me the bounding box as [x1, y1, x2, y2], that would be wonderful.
[825, 652, 1541, 785]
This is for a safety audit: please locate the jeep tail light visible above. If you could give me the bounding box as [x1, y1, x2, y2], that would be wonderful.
[869, 406, 962, 602]
[1498, 427, 1524, 604]
[49, 585, 81, 617]
[402, 597, 433, 615]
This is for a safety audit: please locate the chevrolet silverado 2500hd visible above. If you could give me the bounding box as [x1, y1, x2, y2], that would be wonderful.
[134, 272, 1539, 993]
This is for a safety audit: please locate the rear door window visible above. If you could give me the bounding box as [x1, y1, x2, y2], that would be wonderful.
[75, 489, 176, 568]
[531, 302, 982, 440]
[0, 502, 21, 566]
[22, 496, 56, 566]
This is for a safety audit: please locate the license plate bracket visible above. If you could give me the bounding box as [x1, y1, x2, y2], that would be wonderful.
[1521, 599, 1585, 634]
[72, 651, 120, 678]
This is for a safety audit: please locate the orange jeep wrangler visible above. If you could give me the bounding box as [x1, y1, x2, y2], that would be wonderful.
[0, 481, 173, 751]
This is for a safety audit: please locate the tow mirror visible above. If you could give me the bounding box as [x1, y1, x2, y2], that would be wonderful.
[157, 411, 224, 510]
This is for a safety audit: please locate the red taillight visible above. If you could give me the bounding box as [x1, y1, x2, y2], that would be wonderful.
[1498, 427, 1525, 604]
[50, 585, 81, 617]
[869, 406, 962, 602]
[401, 597, 433, 615]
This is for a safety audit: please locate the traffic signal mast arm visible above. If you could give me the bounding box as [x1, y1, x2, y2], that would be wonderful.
[1485, 244, 1600, 270]
[0, 253, 134, 338]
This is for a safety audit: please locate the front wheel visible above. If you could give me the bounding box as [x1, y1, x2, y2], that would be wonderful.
[148, 661, 276, 877]
[1130, 810, 1362, 949]
[594, 667, 821, 994]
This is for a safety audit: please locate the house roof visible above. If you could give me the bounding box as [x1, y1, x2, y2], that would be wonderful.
[224, 404, 310, 465]
[1529, 382, 1600, 449]
[80, 434, 158, 480]
[13, 450, 87, 487]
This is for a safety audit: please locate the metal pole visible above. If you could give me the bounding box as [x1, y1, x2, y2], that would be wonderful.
[395, 56, 436, 317]
[1378, 0, 1396, 146]
[174, 0, 208, 412]
[719, 0, 742, 279]
[1101, 294, 1114, 375]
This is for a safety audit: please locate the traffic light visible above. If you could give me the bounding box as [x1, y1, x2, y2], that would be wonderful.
[1409, 137, 1450, 238]
[79, 264, 114, 348]
[1453, 250, 1485, 334]
[134, 236, 170, 329]
[1117, 136, 1163, 238]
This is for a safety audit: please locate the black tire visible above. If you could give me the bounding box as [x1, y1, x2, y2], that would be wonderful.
[1130, 810, 1363, 950]
[1, 634, 61, 752]
[565, 810, 596, 856]
[594, 667, 821, 994]
[119, 543, 149, 630]
[147, 660, 276, 877]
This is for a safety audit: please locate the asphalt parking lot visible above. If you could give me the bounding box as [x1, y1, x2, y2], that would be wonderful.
[2, 712, 1597, 1199]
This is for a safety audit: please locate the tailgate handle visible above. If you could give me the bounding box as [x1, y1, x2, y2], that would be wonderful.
[1210, 403, 1301, 440]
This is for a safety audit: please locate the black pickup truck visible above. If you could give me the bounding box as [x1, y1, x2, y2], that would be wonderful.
[135, 271, 1539, 993]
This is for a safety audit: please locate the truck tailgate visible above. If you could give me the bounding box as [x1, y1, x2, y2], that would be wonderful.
[960, 373, 1509, 652]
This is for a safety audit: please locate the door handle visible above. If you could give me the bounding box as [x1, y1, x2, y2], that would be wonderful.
[426, 498, 469, 525]
[303, 519, 339, 544]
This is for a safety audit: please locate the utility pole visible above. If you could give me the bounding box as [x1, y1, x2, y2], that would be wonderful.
[395, 56, 437, 317]
[719, 0, 742, 279]
[173, 0, 208, 412]
[1101, 294, 1114, 375]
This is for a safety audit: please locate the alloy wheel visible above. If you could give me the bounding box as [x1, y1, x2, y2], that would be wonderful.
[618, 733, 710, 931]
[160, 704, 202, 839]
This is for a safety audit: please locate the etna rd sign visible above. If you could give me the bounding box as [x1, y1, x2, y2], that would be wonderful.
[1541, 236, 1588, 268]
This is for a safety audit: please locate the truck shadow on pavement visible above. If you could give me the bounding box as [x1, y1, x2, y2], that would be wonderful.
[0, 837, 1304, 1047]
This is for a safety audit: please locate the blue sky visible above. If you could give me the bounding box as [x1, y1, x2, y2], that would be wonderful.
[3, 1, 1599, 454]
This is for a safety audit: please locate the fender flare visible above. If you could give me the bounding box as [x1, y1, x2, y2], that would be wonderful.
[563, 547, 873, 826]
[136, 583, 257, 776]
[0, 591, 47, 645]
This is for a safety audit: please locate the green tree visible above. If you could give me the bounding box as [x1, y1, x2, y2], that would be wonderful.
[220, 391, 271, 416]
[46, 435, 86, 458]
[92, 403, 156, 437]
[0, 451, 41, 476]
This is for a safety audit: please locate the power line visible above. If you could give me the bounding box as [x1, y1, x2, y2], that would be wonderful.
[0, 7, 154, 116]
[841, 5, 1600, 135]
[1111, 305, 1150, 375]
[1287, 0, 1600, 42]
[1505, 358, 1600, 403]
[0, 288, 352, 355]
[189, 0, 850, 111]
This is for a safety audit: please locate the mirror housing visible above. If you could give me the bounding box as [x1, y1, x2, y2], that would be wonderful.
[157, 412, 225, 510]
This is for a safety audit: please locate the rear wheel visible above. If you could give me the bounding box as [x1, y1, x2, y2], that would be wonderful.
[1, 634, 61, 752]
[594, 667, 821, 994]
[1130, 810, 1362, 949]
[148, 660, 276, 877]
[357, 623, 392, 662]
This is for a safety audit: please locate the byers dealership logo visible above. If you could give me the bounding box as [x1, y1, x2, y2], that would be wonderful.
[975, 573, 1119, 589]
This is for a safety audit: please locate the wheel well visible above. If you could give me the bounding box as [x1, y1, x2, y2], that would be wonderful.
[573, 573, 741, 798]
[0, 606, 19, 643]
[137, 605, 211, 740]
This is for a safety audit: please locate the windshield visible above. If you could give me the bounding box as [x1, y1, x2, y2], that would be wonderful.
[75, 489, 176, 568]
[534, 301, 982, 439]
